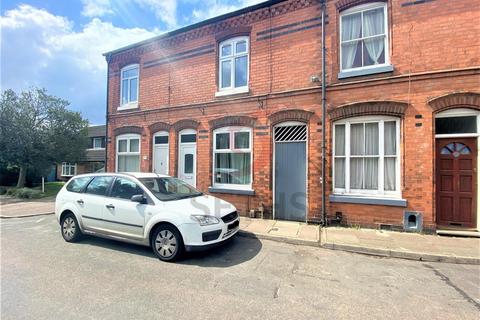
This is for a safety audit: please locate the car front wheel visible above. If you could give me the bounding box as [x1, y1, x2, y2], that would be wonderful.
[151, 224, 184, 262]
[61, 213, 82, 242]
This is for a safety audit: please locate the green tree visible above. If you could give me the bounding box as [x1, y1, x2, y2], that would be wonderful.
[0, 88, 89, 187]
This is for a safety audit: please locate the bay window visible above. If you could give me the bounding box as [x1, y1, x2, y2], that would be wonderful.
[120, 64, 139, 109]
[333, 116, 400, 197]
[116, 134, 141, 172]
[340, 2, 389, 72]
[213, 127, 252, 189]
[217, 37, 249, 95]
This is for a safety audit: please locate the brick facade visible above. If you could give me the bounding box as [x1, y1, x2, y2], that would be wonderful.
[105, 0, 480, 231]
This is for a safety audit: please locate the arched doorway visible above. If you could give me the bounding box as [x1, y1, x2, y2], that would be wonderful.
[153, 131, 169, 175]
[273, 121, 308, 222]
[435, 108, 479, 228]
[178, 129, 197, 187]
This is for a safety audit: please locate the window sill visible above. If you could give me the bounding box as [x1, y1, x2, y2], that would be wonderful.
[329, 194, 407, 207]
[117, 103, 139, 111]
[338, 65, 394, 79]
[208, 186, 255, 196]
[215, 87, 249, 97]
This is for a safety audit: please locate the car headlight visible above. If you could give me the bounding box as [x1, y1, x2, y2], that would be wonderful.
[190, 215, 220, 226]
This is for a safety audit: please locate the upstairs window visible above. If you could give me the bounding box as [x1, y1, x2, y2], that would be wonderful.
[218, 37, 249, 94]
[120, 64, 139, 109]
[340, 2, 388, 71]
[91, 137, 105, 149]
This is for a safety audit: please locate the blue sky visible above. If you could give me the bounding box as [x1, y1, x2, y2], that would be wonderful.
[1, 0, 262, 124]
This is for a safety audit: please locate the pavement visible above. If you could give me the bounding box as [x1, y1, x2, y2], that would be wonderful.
[0, 196, 55, 218]
[2, 199, 479, 264]
[240, 217, 480, 265]
[1, 215, 480, 320]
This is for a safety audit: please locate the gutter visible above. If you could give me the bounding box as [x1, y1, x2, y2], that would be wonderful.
[320, 0, 327, 226]
[104, 53, 112, 172]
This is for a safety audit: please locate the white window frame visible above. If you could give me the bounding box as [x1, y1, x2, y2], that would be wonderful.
[216, 36, 249, 96]
[333, 115, 401, 198]
[119, 64, 139, 110]
[339, 2, 390, 72]
[435, 108, 480, 138]
[116, 133, 141, 172]
[212, 126, 253, 190]
[61, 162, 77, 177]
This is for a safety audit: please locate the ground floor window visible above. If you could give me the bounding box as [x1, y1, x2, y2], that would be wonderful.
[116, 134, 140, 172]
[61, 162, 77, 177]
[333, 116, 400, 196]
[213, 127, 252, 189]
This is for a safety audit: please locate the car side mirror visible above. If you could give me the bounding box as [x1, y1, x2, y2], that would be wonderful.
[131, 194, 147, 204]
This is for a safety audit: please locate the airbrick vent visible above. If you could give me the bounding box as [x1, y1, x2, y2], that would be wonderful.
[274, 125, 307, 142]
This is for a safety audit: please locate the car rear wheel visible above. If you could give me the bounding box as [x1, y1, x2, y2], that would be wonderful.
[151, 224, 184, 262]
[61, 213, 82, 242]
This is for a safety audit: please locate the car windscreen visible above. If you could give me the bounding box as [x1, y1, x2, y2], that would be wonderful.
[139, 177, 202, 201]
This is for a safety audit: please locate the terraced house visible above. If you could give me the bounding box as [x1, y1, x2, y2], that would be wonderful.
[104, 0, 480, 234]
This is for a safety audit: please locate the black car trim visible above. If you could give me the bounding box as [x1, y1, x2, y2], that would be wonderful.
[82, 215, 143, 228]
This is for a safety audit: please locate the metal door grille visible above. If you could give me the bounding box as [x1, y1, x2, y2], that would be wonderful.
[274, 125, 307, 142]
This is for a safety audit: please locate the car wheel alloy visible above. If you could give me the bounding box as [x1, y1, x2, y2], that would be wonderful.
[155, 230, 177, 258]
[151, 225, 184, 262]
[60, 213, 82, 242]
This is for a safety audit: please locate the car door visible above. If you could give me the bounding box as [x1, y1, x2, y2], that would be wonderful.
[102, 177, 149, 239]
[78, 176, 115, 231]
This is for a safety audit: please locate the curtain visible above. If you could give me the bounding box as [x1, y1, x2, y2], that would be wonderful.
[384, 121, 396, 155]
[350, 158, 363, 189]
[365, 123, 379, 155]
[341, 13, 361, 69]
[215, 153, 250, 184]
[384, 158, 395, 191]
[350, 123, 364, 155]
[118, 155, 140, 172]
[363, 8, 385, 65]
[364, 158, 378, 189]
[335, 158, 345, 188]
[335, 125, 345, 156]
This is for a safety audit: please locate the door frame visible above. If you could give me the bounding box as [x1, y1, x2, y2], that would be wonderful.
[434, 108, 480, 230]
[272, 121, 308, 222]
[152, 131, 169, 175]
[178, 129, 197, 187]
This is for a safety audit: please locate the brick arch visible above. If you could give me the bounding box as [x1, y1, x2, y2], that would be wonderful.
[428, 92, 480, 113]
[329, 101, 408, 121]
[209, 115, 257, 130]
[113, 126, 143, 135]
[336, 0, 386, 12]
[172, 119, 200, 132]
[268, 109, 314, 126]
[149, 122, 171, 133]
[215, 26, 252, 43]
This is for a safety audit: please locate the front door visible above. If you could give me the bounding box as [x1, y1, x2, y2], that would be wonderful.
[153, 132, 169, 175]
[179, 145, 196, 187]
[436, 138, 477, 228]
[274, 123, 307, 222]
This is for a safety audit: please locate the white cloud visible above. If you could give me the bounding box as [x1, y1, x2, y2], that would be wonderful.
[0, 5, 157, 123]
[135, 0, 178, 29]
[81, 0, 114, 18]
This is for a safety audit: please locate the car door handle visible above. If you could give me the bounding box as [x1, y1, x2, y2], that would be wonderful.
[105, 204, 115, 209]
[77, 199, 84, 205]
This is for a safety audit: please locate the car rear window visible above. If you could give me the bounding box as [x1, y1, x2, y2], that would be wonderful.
[85, 176, 114, 196]
[66, 177, 92, 193]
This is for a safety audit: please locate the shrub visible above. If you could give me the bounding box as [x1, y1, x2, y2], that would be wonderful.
[15, 188, 42, 199]
[0, 186, 7, 195]
[6, 188, 18, 196]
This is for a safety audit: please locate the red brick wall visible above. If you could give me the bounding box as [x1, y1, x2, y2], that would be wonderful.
[106, 0, 480, 229]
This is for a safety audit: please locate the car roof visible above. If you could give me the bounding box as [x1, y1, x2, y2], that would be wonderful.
[72, 172, 169, 179]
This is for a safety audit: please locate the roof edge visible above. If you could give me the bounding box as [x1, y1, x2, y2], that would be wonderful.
[103, 0, 287, 57]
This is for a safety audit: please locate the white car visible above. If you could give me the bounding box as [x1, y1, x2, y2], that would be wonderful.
[55, 172, 239, 261]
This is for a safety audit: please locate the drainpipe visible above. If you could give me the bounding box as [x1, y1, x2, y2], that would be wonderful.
[104, 53, 112, 172]
[320, 0, 327, 226]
